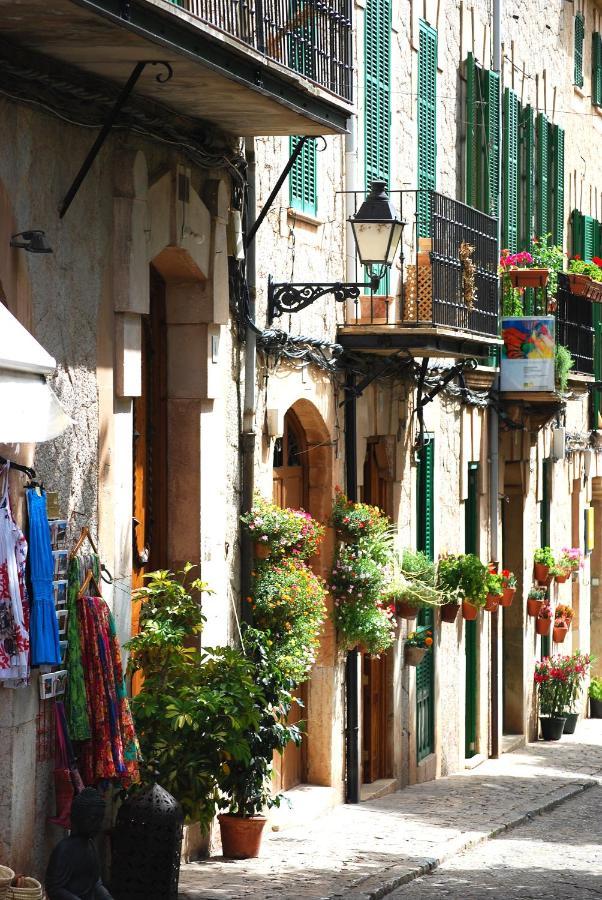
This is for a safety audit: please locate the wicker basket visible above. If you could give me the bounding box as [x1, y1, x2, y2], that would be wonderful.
[7, 876, 43, 900]
[0, 866, 15, 900]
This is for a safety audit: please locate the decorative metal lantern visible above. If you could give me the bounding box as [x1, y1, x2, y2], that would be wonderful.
[110, 783, 183, 900]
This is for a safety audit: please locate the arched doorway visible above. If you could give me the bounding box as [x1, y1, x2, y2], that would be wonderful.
[272, 409, 309, 790]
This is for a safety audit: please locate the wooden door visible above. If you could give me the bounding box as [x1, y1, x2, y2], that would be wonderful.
[272, 410, 309, 791]
[132, 268, 168, 690]
[361, 439, 391, 783]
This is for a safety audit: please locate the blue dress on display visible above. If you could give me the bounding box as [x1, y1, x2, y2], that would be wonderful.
[27, 488, 61, 665]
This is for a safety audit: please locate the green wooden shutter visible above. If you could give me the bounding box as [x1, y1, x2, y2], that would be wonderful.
[518, 104, 535, 249]
[575, 13, 585, 87]
[417, 20, 437, 238]
[540, 458, 551, 656]
[573, 210, 602, 423]
[465, 53, 477, 208]
[593, 33, 602, 105]
[465, 463, 479, 759]
[416, 438, 435, 762]
[484, 69, 500, 217]
[550, 124, 565, 246]
[502, 88, 519, 252]
[289, 137, 317, 215]
[417, 438, 435, 560]
[536, 113, 549, 236]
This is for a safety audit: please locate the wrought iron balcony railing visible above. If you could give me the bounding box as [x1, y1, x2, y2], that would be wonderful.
[556, 273, 595, 375]
[342, 191, 499, 339]
[168, 0, 353, 101]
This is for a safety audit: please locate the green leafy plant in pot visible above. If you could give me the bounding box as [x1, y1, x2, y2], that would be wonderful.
[385, 548, 443, 618]
[589, 676, 602, 718]
[533, 546, 555, 584]
[436, 554, 464, 623]
[457, 554, 488, 620]
[484, 572, 503, 612]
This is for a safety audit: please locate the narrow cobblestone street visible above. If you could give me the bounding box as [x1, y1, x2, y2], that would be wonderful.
[178, 720, 602, 900]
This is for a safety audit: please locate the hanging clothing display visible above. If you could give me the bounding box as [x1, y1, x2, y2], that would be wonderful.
[0, 464, 30, 687]
[64, 554, 99, 742]
[76, 589, 140, 788]
[26, 487, 61, 666]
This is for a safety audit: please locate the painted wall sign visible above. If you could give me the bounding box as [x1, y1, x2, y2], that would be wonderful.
[500, 316, 556, 392]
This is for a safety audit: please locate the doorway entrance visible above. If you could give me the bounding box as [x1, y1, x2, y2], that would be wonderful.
[361, 438, 392, 783]
[272, 408, 309, 791]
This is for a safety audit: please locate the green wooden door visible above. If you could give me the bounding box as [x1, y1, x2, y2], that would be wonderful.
[465, 463, 479, 758]
[416, 438, 435, 761]
[540, 458, 551, 658]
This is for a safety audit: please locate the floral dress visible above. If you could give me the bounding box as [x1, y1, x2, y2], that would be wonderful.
[0, 464, 30, 687]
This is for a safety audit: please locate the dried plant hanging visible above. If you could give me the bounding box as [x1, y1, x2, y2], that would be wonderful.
[460, 241, 477, 310]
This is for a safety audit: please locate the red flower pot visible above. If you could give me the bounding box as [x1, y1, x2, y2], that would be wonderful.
[254, 542, 271, 560]
[553, 622, 568, 643]
[500, 587, 515, 608]
[536, 617, 551, 636]
[527, 597, 544, 617]
[507, 267, 549, 289]
[395, 600, 419, 619]
[440, 601, 460, 623]
[555, 570, 569, 584]
[484, 593, 500, 612]
[462, 600, 479, 621]
[218, 814, 267, 859]
[533, 563, 550, 585]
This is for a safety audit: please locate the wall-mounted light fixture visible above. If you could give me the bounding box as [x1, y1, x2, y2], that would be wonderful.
[10, 230, 53, 254]
[268, 181, 404, 321]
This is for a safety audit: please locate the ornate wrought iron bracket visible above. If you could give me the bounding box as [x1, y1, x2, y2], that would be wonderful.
[59, 60, 173, 218]
[268, 274, 380, 322]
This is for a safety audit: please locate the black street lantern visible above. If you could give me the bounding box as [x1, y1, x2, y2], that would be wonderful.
[349, 181, 404, 269]
[268, 182, 405, 321]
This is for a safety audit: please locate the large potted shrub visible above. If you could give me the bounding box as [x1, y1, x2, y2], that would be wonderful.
[589, 676, 602, 718]
[534, 656, 570, 740]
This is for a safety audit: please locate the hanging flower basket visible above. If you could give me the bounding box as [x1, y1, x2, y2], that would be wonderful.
[484, 593, 500, 612]
[500, 587, 515, 608]
[527, 597, 544, 617]
[536, 617, 551, 636]
[555, 569, 570, 584]
[553, 622, 568, 643]
[395, 600, 419, 619]
[440, 601, 460, 623]
[506, 267, 550, 289]
[533, 563, 550, 585]
[404, 645, 428, 667]
[567, 272, 591, 296]
[462, 600, 479, 621]
[254, 542, 271, 560]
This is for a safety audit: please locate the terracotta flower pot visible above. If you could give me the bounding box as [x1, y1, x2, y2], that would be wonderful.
[527, 597, 544, 617]
[462, 600, 479, 621]
[553, 622, 568, 643]
[500, 586, 515, 608]
[404, 645, 428, 666]
[484, 593, 501, 612]
[533, 563, 550, 585]
[254, 542, 271, 560]
[218, 814, 267, 859]
[440, 601, 460, 623]
[539, 716, 566, 741]
[535, 617, 551, 636]
[555, 570, 569, 584]
[507, 267, 549, 289]
[567, 272, 591, 296]
[586, 279, 602, 302]
[395, 600, 419, 619]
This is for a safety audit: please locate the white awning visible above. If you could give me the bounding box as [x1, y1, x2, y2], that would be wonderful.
[0, 304, 72, 442]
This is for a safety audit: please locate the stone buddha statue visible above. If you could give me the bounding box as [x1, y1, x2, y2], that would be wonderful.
[45, 788, 113, 900]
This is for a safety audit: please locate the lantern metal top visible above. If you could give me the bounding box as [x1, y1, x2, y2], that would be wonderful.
[351, 181, 402, 225]
[349, 182, 405, 269]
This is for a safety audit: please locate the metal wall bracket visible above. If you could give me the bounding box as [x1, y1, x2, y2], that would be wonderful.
[268, 274, 380, 322]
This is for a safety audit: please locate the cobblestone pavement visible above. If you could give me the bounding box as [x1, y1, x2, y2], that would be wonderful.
[178, 720, 602, 900]
[388, 784, 602, 899]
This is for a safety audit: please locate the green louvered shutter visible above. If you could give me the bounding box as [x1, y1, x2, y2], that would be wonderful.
[465, 53, 478, 208]
[417, 20, 438, 238]
[536, 113, 549, 236]
[593, 33, 602, 106]
[289, 137, 317, 215]
[502, 88, 519, 252]
[484, 69, 500, 217]
[519, 104, 535, 249]
[573, 210, 602, 422]
[416, 438, 435, 762]
[575, 14, 585, 87]
[550, 124, 565, 246]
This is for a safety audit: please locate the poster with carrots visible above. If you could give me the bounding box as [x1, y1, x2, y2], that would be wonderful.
[500, 317, 555, 392]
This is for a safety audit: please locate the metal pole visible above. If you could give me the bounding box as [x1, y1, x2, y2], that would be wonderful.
[245, 136, 310, 249]
[344, 369, 360, 803]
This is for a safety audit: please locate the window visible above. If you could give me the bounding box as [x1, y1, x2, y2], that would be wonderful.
[289, 137, 317, 215]
[575, 13, 585, 87]
[465, 54, 500, 218]
[593, 32, 602, 106]
[417, 20, 438, 237]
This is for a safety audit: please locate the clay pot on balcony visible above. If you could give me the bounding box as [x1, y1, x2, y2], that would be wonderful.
[462, 600, 479, 621]
[500, 587, 515, 607]
[586, 280, 602, 303]
[536, 617, 551, 636]
[484, 594, 500, 612]
[395, 600, 419, 619]
[553, 621, 569, 643]
[527, 597, 544, 617]
[533, 563, 550, 585]
[507, 267, 549, 289]
[567, 272, 591, 296]
[440, 601, 460, 623]
[404, 645, 428, 667]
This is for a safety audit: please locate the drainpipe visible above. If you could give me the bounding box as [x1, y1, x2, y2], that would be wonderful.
[344, 117, 361, 804]
[490, 0, 502, 758]
[241, 136, 257, 625]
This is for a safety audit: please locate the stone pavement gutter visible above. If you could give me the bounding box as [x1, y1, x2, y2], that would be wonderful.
[178, 721, 602, 900]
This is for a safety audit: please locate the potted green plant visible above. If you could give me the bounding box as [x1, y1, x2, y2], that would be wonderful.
[561, 651, 592, 734]
[385, 549, 443, 618]
[527, 584, 546, 617]
[533, 546, 555, 584]
[484, 572, 503, 612]
[436, 554, 463, 622]
[404, 629, 433, 666]
[457, 554, 488, 620]
[499, 569, 517, 607]
[536, 600, 552, 636]
[530, 235, 563, 302]
[534, 656, 569, 740]
[589, 676, 602, 718]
